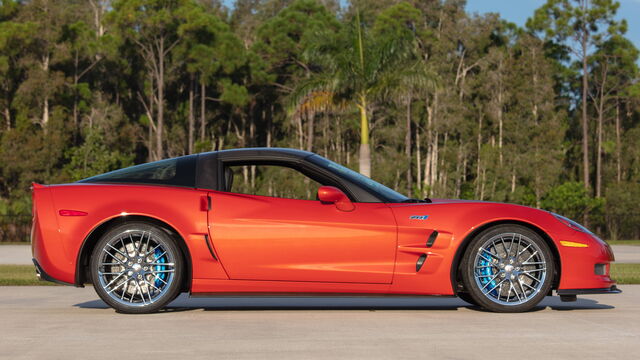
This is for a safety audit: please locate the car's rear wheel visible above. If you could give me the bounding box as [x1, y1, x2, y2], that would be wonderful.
[90, 222, 184, 314]
[461, 225, 554, 312]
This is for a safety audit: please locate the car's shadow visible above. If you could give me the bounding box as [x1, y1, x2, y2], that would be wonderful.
[74, 294, 614, 313]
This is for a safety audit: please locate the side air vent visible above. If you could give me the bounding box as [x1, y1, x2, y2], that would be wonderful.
[416, 254, 427, 272]
[426, 231, 438, 248]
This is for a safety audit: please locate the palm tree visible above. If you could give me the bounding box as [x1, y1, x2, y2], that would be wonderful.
[290, 11, 415, 177]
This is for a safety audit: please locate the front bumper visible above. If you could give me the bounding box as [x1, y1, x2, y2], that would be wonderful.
[557, 285, 622, 296]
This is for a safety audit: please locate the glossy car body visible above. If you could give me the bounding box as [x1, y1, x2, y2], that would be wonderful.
[32, 148, 618, 300]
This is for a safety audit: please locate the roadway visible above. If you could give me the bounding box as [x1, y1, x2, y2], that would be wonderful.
[0, 286, 638, 359]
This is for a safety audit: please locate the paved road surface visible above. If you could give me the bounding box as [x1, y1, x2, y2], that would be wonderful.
[612, 245, 640, 263]
[2, 244, 639, 265]
[0, 286, 638, 359]
[0, 245, 31, 265]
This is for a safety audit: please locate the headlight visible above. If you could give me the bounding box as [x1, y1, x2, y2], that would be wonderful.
[551, 213, 594, 235]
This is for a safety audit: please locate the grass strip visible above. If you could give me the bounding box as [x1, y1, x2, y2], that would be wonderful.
[0, 265, 59, 286]
[610, 263, 640, 285]
[1, 264, 640, 286]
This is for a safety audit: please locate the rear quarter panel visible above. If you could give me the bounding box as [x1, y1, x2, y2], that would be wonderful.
[35, 184, 226, 284]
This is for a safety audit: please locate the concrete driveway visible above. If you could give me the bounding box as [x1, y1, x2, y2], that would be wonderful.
[612, 245, 640, 263]
[0, 245, 31, 265]
[0, 286, 638, 359]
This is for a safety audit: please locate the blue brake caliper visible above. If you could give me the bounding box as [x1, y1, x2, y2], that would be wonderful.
[154, 248, 167, 289]
[478, 249, 497, 297]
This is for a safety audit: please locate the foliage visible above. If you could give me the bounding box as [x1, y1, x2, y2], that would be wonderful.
[0, 0, 638, 240]
[541, 182, 604, 221]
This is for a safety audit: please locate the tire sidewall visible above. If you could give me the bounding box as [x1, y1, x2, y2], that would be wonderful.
[90, 222, 184, 314]
[461, 225, 555, 313]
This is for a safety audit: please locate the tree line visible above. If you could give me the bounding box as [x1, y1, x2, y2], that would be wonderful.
[0, 0, 638, 240]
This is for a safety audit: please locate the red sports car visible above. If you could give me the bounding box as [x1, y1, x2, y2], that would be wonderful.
[31, 148, 620, 313]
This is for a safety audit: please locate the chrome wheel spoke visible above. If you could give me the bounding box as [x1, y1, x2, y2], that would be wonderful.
[97, 229, 175, 308]
[473, 232, 547, 306]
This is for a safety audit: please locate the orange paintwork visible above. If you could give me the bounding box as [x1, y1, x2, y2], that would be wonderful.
[32, 183, 616, 295]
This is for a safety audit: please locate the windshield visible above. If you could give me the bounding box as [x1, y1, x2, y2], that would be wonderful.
[308, 155, 408, 203]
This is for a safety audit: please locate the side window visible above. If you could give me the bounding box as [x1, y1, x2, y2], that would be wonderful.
[226, 165, 321, 201]
[79, 155, 196, 187]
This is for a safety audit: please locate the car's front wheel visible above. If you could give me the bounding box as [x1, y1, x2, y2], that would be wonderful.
[90, 222, 184, 314]
[461, 225, 554, 312]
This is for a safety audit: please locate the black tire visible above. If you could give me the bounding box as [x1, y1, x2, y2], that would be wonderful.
[457, 292, 478, 306]
[461, 224, 554, 313]
[90, 222, 184, 314]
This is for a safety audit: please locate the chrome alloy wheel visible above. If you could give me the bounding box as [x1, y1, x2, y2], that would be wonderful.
[473, 233, 547, 306]
[97, 230, 176, 307]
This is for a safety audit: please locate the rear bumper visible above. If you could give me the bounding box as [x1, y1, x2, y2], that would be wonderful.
[557, 285, 622, 296]
[32, 258, 75, 286]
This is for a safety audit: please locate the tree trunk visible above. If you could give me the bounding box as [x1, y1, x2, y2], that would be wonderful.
[405, 93, 412, 196]
[156, 39, 165, 160]
[43, 97, 49, 129]
[498, 83, 503, 166]
[200, 81, 206, 143]
[416, 128, 422, 196]
[423, 92, 436, 192]
[73, 53, 79, 144]
[596, 94, 604, 198]
[42, 54, 50, 129]
[358, 94, 371, 177]
[615, 100, 621, 183]
[267, 104, 273, 147]
[306, 112, 314, 152]
[581, 32, 590, 191]
[475, 112, 483, 197]
[188, 76, 195, 154]
[3, 108, 10, 130]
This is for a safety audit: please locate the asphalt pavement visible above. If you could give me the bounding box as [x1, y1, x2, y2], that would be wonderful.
[2, 244, 639, 265]
[0, 245, 31, 265]
[612, 245, 640, 263]
[0, 286, 638, 359]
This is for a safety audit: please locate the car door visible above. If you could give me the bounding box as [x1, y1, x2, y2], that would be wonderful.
[207, 164, 397, 284]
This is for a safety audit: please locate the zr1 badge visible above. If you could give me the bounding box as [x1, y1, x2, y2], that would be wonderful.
[409, 215, 429, 220]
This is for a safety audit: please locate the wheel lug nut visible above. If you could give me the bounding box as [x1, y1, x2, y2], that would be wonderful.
[501, 273, 505, 278]
[143, 267, 148, 271]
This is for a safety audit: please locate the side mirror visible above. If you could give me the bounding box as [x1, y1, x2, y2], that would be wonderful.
[317, 186, 355, 212]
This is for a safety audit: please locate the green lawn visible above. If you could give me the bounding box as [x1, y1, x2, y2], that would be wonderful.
[1, 264, 639, 286]
[610, 263, 640, 285]
[0, 265, 59, 286]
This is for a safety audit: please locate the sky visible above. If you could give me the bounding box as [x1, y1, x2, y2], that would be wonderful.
[220, 0, 640, 53]
[465, 0, 640, 52]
